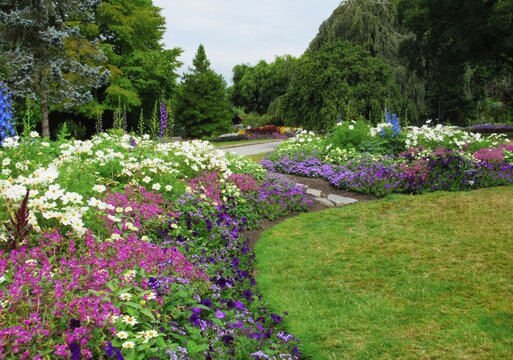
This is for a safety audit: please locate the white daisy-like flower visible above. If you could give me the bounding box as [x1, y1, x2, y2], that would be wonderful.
[92, 184, 106, 193]
[165, 185, 173, 192]
[119, 293, 133, 301]
[121, 315, 138, 326]
[142, 176, 151, 183]
[116, 331, 129, 339]
[122, 341, 135, 349]
[152, 183, 161, 191]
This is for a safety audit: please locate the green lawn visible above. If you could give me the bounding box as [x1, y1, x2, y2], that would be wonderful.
[211, 138, 279, 148]
[256, 187, 513, 359]
[245, 152, 268, 163]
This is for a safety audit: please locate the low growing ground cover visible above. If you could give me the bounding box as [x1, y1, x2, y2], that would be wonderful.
[0, 133, 311, 359]
[256, 187, 513, 359]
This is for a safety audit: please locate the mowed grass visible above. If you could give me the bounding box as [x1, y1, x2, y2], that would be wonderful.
[255, 187, 513, 359]
[245, 152, 268, 163]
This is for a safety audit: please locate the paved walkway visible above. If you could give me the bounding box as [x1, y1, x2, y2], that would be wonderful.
[221, 140, 283, 156]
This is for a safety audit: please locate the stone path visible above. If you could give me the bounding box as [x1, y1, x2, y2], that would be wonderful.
[221, 140, 283, 156]
[298, 181, 359, 207]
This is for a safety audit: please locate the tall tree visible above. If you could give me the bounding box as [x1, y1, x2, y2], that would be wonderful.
[0, 0, 109, 137]
[398, 0, 513, 123]
[88, 0, 182, 116]
[231, 55, 297, 115]
[309, 0, 426, 123]
[176, 45, 232, 138]
[277, 40, 399, 130]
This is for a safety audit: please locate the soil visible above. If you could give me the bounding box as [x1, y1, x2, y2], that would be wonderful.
[243, 175, 377, 248]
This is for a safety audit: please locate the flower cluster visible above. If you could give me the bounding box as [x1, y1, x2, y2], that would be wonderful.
[0, 83, 16, 145]
[0, 133, 309, 359]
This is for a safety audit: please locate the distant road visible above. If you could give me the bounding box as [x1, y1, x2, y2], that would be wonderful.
[220, 140, 283, 156]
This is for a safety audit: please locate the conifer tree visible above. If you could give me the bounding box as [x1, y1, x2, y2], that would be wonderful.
[0, 0, 109, 137]
[176, 45, 232, 138]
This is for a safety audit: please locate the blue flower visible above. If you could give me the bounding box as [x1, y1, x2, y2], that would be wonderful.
[0, 82, 16, 145]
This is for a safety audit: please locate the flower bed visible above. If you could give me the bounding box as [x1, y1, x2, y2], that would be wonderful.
[264, 121, 513, 197]
[0, 133, 310, 359]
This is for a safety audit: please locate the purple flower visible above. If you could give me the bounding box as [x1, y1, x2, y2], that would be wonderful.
[215, 310, 226, 319]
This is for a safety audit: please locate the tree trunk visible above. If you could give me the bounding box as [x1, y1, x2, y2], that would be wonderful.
[41, 93, 50, 138]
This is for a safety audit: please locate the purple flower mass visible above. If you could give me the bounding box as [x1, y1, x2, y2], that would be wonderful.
[159, 102, 167, 138]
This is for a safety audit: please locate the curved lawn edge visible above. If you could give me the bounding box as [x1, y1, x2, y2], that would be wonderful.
[255, 186, 513, 359]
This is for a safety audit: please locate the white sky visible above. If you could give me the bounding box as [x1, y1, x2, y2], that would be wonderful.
[152, 0, 341, 83]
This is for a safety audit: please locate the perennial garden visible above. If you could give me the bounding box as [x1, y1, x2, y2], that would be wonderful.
[0, 132, 310, 359]
[263, 116, 513, 197]
[1, 107, 513, 359]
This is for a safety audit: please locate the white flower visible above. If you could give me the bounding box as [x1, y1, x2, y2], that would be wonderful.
[146, 291, 157, 300]
[165, 185, 173, 192]
[141, 235, 149, 242]
[30, 131, 40, 138]
[152, 183, 161, 191]
[348, 125, 354, 130]
[3, 184, 27, 202]
[107, 215, 121, 223]
[0, 275, 6, 284]
[122, 341, 135, 349]
[92, 184, 106, 193]
[142, 176, 151, 183]
[45, 184, 64, 200]
[121, 315, 138, 326]
[116, 331, 129, 339]
[124, 206, 133, 213]
[2, 158, 10, 166]
[119, 293, 133, 301]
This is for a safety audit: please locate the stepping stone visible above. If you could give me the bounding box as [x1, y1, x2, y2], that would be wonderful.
[306, 188, 322, 197]
[314, 198, 334, 207]
[327, 194, 358, 207]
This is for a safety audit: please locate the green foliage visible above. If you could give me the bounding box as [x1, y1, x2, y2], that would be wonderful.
[308, 0, 427, 124]
[231, 56, 298, 116]
[329, 120, 372, 150]
[398, 0, 513, 124]
[21, 98, 39, 138]
[149, 100, 159, 140]
[0, 0, 109, 137]
[73, 0, 182, 123]
[56, 122, 71, 142]
[138, 108, 145, 137]
[277, 40, 399, 130]
[176, 45, 232, 138]
[112, 102, 124, 131]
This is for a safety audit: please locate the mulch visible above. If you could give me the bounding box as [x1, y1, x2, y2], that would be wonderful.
[244, 175, 377, 248]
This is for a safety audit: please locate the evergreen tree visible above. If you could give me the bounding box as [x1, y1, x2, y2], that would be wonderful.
[176, 45, 232, 138]
[0, 0, 109, 137]
[309, 0, 427, 123]
[277, 40, 399, 130]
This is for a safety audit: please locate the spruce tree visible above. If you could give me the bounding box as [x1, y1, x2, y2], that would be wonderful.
[176, 45, 232, 138]
[0, 0, 109, 137]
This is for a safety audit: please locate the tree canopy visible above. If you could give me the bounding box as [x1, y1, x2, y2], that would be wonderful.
[398, 0, 513, 123]
[231, 55, 298, 116]
[277, 40, 399, 130]
[0, 0, 109, 137]
[175, 45, 232, 138]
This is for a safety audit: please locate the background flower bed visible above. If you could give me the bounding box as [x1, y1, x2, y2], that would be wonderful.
[263, 120, 513, 197]
[0, 133, 310, 359]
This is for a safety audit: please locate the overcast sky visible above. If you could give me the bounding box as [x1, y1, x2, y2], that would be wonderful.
[152, 0, 341, 83]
